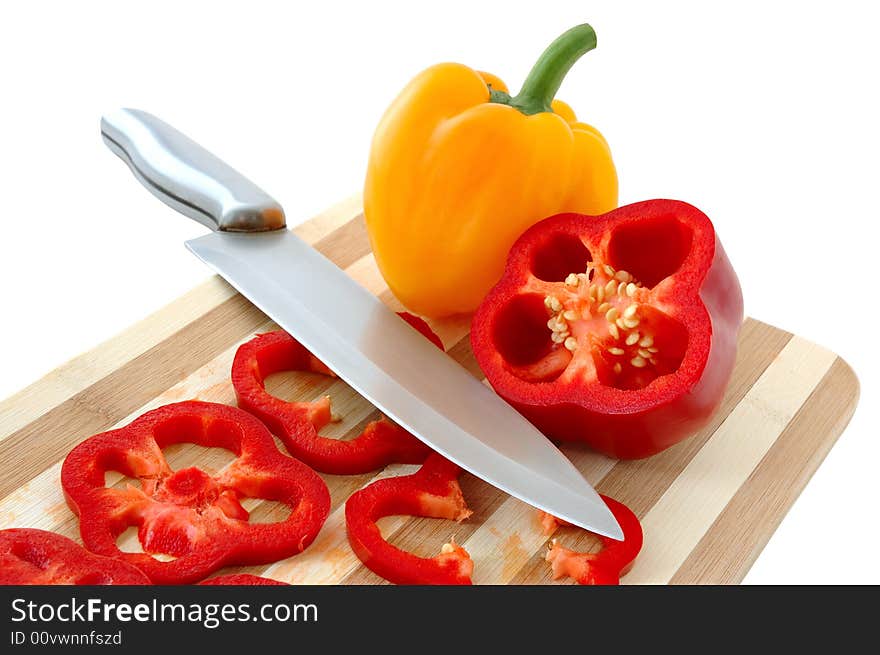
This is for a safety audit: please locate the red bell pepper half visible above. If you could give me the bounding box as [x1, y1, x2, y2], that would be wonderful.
[198, 573, 287, 585]
[541, 495, 643, 585]
[232, 312, 441, 474]
[0, 528, 151, 585]
[345, 454, 474, 585]
[61, 400, 330, 585]
[471, 200, 743, 458]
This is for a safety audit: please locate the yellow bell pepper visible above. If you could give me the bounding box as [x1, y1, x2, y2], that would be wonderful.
[364, 24, 618, 318]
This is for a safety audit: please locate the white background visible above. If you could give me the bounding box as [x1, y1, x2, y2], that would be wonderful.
[1, 1, 876, 583]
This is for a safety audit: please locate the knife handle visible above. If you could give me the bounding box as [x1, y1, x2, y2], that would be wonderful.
[100, 108, 286, 232]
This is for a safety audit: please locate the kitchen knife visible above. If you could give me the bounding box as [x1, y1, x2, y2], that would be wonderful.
[100, 108, 623, 540]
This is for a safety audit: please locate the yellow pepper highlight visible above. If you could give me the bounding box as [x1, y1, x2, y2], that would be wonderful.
[364, 24, 618, 318]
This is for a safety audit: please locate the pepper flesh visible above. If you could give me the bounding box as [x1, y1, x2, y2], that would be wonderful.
[345, 454, 473, 585]
[364, 24, 617, 318]
[0, 528, 151, 585]
[198, 574, 287, 585]
[541, 495, 643, 585]
[471, 199, 743, 458]
[61, 401, 331, 585]
[232, 313, 441, 474]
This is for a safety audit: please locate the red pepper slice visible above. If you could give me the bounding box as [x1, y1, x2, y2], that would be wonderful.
[232, 312, 441, 474]
[395, 311, 445, 350]
[471, 200, 744, 458]
[0, 528, 151, 585]
[541, 495, 643, 585]
[198, 573, 287, 585]
[61, 400, 331, 585]
[345, 454, 473, 585]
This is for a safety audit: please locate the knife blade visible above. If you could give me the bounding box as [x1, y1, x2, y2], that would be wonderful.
[100, 108, 623, 540]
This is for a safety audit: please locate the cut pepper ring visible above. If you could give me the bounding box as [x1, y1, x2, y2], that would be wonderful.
[345, 454, 474, 585]
[541, 494, 643, 585]
[0, 528, 152, 585]
[232, 313, 441, 475]
[61, 400, 331, 585]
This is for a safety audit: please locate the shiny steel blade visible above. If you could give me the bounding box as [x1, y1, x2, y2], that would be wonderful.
[187, 229, 623, 540]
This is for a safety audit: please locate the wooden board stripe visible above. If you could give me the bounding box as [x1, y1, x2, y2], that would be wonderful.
[0, 197, 858, 585]
[290, 193, 363, 247]
[623, 336, 837, 584]
[312, 213, 371, 271]
[670, 357, 859, 584]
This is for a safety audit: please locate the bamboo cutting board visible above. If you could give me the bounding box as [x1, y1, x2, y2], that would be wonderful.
[0, 195, 859, 584]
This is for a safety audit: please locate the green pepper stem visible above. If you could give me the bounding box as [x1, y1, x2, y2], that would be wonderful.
[490, 24, 597, 116]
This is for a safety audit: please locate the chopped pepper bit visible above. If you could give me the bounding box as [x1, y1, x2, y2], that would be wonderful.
[540, 494, 643, 585]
